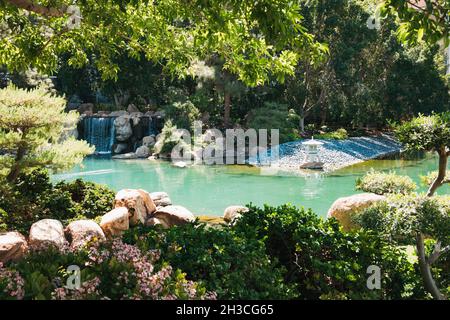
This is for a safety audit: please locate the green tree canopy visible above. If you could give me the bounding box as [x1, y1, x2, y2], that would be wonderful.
[382, 0, 449, 45]
[0, 85, 93, 182]
[0, 0, 327, 86]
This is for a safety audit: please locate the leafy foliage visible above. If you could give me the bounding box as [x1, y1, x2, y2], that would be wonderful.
[356, 170, 417, 195]
[0, 0, 325, 86]
[123, 223, 295, 299]
[356, 194, 450, 247]
[381, 0, 450, 46]
[231, 204, 423, 299]
[394, 113, 450, 153]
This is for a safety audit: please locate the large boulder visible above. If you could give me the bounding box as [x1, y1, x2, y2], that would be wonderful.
[0, 232, 28, 263]
[65, 220, 106, 249]
[146, 205, 195, 228]
[29, 219, 66, 249]
[327, 193, 386, 231]
[114, 115, 133, 142]
[223, 205, 249, 223]
[142, 135, 156, 148]
[136, 145, 150, 158]
[150, 192, 172, 208]
[100, 207, 130, 238]
[114, 189, 157, 225]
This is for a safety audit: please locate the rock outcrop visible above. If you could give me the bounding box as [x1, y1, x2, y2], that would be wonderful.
[0, 232, 28, 263]
[114, 189, 157, 225]
[223, 206, 249, 223]
[114, 115, 133, 142]
[146, 205, 195, 228]
[327, 193, 386, 231]
[150, 192, 172, 208]
[100, 207, 130, 238]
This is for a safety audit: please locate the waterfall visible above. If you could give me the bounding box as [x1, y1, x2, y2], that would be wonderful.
[147, 116, 158, 136]
[82, 117, 115, 154]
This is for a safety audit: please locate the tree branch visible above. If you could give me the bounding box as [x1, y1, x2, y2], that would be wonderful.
[5, 0, 67, 18]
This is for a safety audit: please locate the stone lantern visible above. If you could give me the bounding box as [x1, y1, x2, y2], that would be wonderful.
[300, 137, 324, 170]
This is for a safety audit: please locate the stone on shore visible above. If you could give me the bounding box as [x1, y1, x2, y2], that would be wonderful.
[114, 189, 157, 225]
[146, 205, 195, 228]
[112, 152, 138, 159]
[327, 193, 386, 231]
[100, 207, 130, 238]
[136, 145, 150, 158]
[29, 219, 66, 249]
[0, 232, 28, 263]
[65, 220, 106, 249]
[150, 192, 172, 208]
[223, 206, 249, 223]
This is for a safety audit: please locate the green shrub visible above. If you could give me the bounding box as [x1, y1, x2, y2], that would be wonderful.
[153, 120, 191, 158]
[163, 100, 200, 130]
[0, 169, 114, 233]
[232, 204, 424, 299]
[355, 170, 417, 195]
[1, 239, 212, 300]
[316, 128, 348, 140]
[247, 102, 301, 143]
[123, 223, 296, 299]
[54, 179, 115, 220]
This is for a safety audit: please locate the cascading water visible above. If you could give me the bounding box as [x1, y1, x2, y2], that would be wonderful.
[82, 117, 116, 154]
[147, 116, 159, 136]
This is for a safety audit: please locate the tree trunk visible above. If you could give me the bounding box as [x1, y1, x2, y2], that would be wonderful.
[223, 91, 231, 128]
[416, 233, 445, 300]
[427, 148, 448, 196]
[299, 117, 305, 133]
[6, 145, 27, 183]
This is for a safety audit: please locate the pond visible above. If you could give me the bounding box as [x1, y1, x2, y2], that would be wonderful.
[53, 155, 449, 218]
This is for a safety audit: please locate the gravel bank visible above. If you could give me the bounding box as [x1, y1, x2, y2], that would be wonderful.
[252, 134, 402, 172]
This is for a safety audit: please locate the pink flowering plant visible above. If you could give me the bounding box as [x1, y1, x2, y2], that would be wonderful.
[0, 262, 25, 300]
[3, 239, 215, 300]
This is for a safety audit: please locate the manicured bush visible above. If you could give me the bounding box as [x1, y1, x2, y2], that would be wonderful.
[0, 169, 114, 233]
[355, 170, 417, 195]
[1, 239, 213, 300]
[355, 194, 450, 297]
[232, 204, 424, 299]
[123, 223, 296, 299]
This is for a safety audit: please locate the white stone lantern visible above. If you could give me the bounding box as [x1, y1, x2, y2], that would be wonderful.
[300, 137, 324, 170]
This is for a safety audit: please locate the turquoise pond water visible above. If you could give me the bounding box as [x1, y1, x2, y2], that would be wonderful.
[52, 156, 449, 217]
